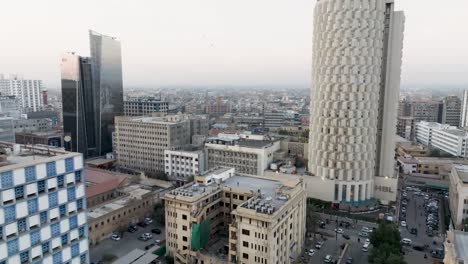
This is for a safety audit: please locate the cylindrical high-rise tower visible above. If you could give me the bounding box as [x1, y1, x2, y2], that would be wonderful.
[308, 0, 404, 204]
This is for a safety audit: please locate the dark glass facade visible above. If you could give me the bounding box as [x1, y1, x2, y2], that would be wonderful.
[61, 31, 123, 157]
[89, 30, 124, 155]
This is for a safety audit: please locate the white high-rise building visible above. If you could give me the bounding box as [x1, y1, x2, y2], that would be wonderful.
[0, 75, 43, 113]
[461, 90, 468, 128]
[308, 0, 405, 205]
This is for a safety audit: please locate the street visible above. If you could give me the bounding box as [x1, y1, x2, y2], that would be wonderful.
[398, 183, 445, 264]
[89, 225, 166, 263]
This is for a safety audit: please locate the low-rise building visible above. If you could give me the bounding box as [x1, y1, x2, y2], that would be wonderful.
[0, 117, 15, 142]
[15, 131, 64, 147]
[13, 118, 53, 133]
[164, 149, 206, 179]
[449, 165, 468, 230]
[164, 167, 306, 264]
[124, 97, 169, 116]
[396, 142, 428, 157]
[396, 116, 415, 140]
[205, 134, 282, 176]
[444, 229, 468, 264]
[416, 121, 468, 157]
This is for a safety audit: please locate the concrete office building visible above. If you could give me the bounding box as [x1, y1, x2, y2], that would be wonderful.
[264, 111, 300, 130]
[307, 0, 405, 204]
[164, 167, 306, 264]
[449, 165, 468, 230]
[0, 75, 43, 113]
[15, 131, 64, 148]
[0, 142, 89, 264]
[441, 96, 462, 127]
[61, 30, 124, 157]
[205, 134, 281, 176]
[114, 115, 191, 175]
[444, 230, 468, 264]
[396, 116, 415, 141]
[13, 118, 53, 133]
[124, 97, 169, 116]
[0, 95, 21, 118]
[0, 117, 15, 143]
[164, 149, 206, 179]
[461, 90, 468, 128]
[416, 121, 468, 157]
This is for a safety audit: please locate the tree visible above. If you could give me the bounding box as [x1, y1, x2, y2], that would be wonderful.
[368, 222, 406, 264]
[165, 256, 175, 264]
[153, 202, 166, 226]
[306, 203, 320, 238]
[154, 171, 169, 181]
[278, 130, 289, 136]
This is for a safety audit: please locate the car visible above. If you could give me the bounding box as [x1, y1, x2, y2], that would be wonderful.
[346, 257, 353, 264]
[137, 221, 148, 227]
[111, 234, 121, 241]
[427, 230, 434, 237]
[401, 200, 408, 205]
[412, 245, 424, 251]
[362, 242, 370, 252]
[335, 228, 344, 234]
[151, 228, 162, 234]
[145, 243, 155, 250]
[319, 221, 326, 228]
[342, 234, 350, 240]
[410, 228, 418, 234]
[144, 218, 153, 224]
[128, 226, 137, 233]
[324, 255, 333, 263]
[143, 233, 153, 239]
[401, 238, 412, 245]
[400, 221, 407, 227]
[358, 231, 369, 237]
[361, 227, 372, 233]
[431, 249, 444, 259]
[365, 238, 370, 244]
[308, 249, 316, 256]
[138, 235, 149, 241]
[155, 239, 161, 245]
[315, 241, 324, 249]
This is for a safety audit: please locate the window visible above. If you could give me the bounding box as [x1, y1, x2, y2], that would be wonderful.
[243, 253, 249, 259]
[0, 226, 3, 239]
[183, 236, 187, 242]
[241, 229, 250, 236]
[4, 205, 16, 223]
[69, 216, 78, 229]
[71, 243, 80, 257]
[67, 186, 76, 201]
[15, 185, 24, 199]
[65, 158, 74, 172]
[40, 211, 48, 224]
[78, 227, 85, 237]
[61, 234, 68, 245]
[17, 218, 26, 232]
[25, 166, 36, 182]
[182, 225, 187, 231]
[59, 205, 66, 216]
[28, 199, 38, 214]
[182, 214, 187, 220]
[42, 241, 50, 253]
[52, 252, 62, 264]
[1, 171, 13, 188]
[49, 192, 58, 207]
[37, 180, 45, 192]
[7, 238, 18, 255]
[243, 241, 249, 247]
[46, 162, 56, 177]
[20, 250, 29, 263]
[51, 223, 60, 237]
[77, 199, 83, 210]
[75, 171, 82, 182]
[30, 230, 41, 246]
[80, 254, 87, 264]
[57, 175, 64, 187]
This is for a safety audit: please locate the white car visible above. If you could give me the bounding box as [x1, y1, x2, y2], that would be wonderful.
[324, 255, 333, 263]
[145, 217, 153, 224]
[402, 238, 412, 245]
[155, 239, 161, 245]
[362, 227, 372, 233]
[365, 238, 370, 244]
[335, 228, 344, 234]
[111, 234, 121, 241]
[143, 233, 153, 239]
[308, 249, 316, 256]
[401, 221, 407, 227]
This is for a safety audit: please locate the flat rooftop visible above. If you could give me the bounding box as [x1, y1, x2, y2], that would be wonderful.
[443, 129, 468, 137]
[453, 230, 468, 260]
[0, 142, 76, 169]
[455, 166, 468, 184]
[130, 116, 177, 125]
[238, 139, 275, 148]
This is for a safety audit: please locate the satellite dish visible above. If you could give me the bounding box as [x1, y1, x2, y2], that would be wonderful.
[64, 136, 71, 142]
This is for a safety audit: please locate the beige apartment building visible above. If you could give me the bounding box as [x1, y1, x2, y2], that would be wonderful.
[164, 167, 306, 264]
[114, 115, 191, 175]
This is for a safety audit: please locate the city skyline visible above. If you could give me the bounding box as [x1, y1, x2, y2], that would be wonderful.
[1, 0, 467, 89]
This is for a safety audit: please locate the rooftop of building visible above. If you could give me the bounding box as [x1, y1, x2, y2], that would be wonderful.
[454, 165, 468, 184]
[84, 157, 116, 167]
[87, 184, 151, 219]
[451, 230, 468, 260]
[443, 129, 468, 137]
[124, 96, 168, 103]
[0, 142, 77, 169]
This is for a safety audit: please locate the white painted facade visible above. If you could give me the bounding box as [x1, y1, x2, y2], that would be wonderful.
[449, 165, 468, 229]
[416, 121, 468, 157]
[0, 145, 89, 264]
[461, 90, 468, 128]
[164, 149, 206, 178]
[307, 0, 405, 203]
[0, 76, 43, 113]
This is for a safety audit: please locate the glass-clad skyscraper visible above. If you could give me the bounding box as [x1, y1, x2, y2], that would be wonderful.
[61, 31, 123, 157]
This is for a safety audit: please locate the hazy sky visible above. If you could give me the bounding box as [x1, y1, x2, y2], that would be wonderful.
[1, 0, 467, 90]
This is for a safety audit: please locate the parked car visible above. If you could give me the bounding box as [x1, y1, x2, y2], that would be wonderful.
[334, 228, 344, 234]
[145, 243, 155, 250]
[128, 226, 138, 233]
[151, 228, 162, 234]
[342, 234, 350, 240]
[358, 232, 369, 237]
[315, 241, 324, 249]
[346, 257, 353, 264]
[400, 221, 407, 227]
[401, 238, 412, 245]
[143, 233, 153, 239]
[145, 217, 154, 224]
[111, 234, 121, 241]
[412, 245, 424, 251]
[137, 221, 148, 227]
[361, 227, 372, 233]
[324, 255, 333, 263]
[308, 249, 316, 256]
[410, 228, 418, 235]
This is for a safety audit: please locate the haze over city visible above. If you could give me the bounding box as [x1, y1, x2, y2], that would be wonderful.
[1, 0, 467, 89]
